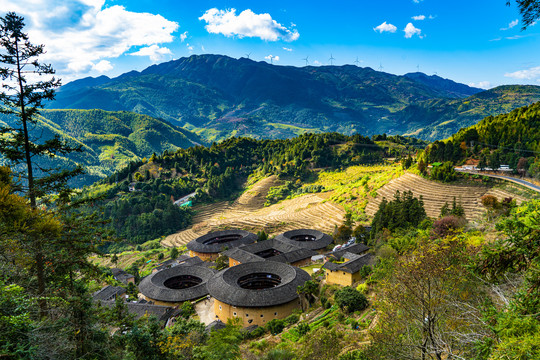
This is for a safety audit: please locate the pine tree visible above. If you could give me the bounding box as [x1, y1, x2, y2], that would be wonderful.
[0, 12, 82, 317]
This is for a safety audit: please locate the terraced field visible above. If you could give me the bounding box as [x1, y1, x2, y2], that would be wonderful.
[162, 169, 535, 248]
[162, 176, 346, 247]
[364, 173, 530, 221]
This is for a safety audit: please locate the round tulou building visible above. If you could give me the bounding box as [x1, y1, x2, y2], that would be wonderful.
[207, 261, 311, 327]
[139, 265, 216, 306]
[186, 230, 257, 261]
[274, 229, 333, 253]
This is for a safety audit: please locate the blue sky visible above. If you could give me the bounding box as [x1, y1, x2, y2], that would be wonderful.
[2, 0, 539, 88]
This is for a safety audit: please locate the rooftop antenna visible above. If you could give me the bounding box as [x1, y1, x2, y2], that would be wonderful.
[245, 52, 251, 59]
[378, 63, 383, 71]
[329, 54, 335, 66]
[354, 57, 360, 66]
[302, 56, 309, 66]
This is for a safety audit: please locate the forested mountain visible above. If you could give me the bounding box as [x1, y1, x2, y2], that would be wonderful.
[48, 54, 540, 142]
[425, 101, 540, 178]
[0, 109, 204, 186]
[401, 85, 540, 140]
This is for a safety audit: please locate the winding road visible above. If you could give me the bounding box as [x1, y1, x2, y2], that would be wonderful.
[457, 170, 540, 193]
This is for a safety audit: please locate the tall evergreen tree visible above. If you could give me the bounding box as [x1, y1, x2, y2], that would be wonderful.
[0, 12, 82, 317]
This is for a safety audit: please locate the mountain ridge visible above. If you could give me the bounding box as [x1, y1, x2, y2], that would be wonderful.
[50, 54, 540, 141]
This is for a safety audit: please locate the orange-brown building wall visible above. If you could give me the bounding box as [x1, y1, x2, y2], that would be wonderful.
[229, 258, 241, 267]
[214, 298, 302, 327]
[325, 270, 361, 286]
[189, 250, 219, 261]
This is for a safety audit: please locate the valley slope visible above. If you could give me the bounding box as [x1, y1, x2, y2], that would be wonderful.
[0, 109, 204, 186]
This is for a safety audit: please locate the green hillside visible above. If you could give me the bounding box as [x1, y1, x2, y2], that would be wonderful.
[424, 101, 540, 178]
[49, 55, 540, 142]
[401, 85, 540, 140]
[0, 109, 204, 186]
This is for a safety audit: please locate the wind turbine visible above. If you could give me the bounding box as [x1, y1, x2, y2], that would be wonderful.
[329, 54, 335, 66]
[268, 55, 274, 64]
[354, 57, 360, 66]
[416, 64, 420, 72]
[378, 63, 384, 71]
[302, 56, 309, 66]
[245, 52, 251, 59]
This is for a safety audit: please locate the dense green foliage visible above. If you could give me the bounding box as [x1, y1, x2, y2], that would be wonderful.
[48, 54, 540, 142]
[0, 109, 203, 187]
[425, 101, 540, 179]
[370, 190, 427, 237]
[402, 85, 540, 140]
[334, 287, 369, 313]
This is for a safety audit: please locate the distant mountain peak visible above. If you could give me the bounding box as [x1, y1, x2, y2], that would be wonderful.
[404, 72, 482, 97]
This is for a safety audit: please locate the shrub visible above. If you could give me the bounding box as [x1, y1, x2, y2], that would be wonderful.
[339, 350, 369, 360]
[297, 322, 310, 336]
[431, 215, 467, 239]
[244, 326, 266, 339]
[358, 265, 372, 279]
[284, 314, 299, 326]
[180, 301, 195, 318]
[170, 247, 179, 259]
[335, 287, 369, 313]
[356, 283, 368, 294]
[265, 319, 285, 334]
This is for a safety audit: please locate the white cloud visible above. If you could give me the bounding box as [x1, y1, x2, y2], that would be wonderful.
[313, 60, 321, 65]
[505, 66, 540, 80]
[374, 21, 397, 33]
[265, 55, 279, 61]
[93, 60, 113, 72]
[412, 15, 426, 21]
[404, 23, 422, 38]
[130, 45, 173, 62]
[199, 8, 299, 42]
[413, 0, 423, 3]
[283, 47, 293, 52]
[468, 81, 492, 89]
[501, 19, 519, 30]
[186, 43, 194, 52]
[180, 31, 188, 42]
[1, 0, 179, 78]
